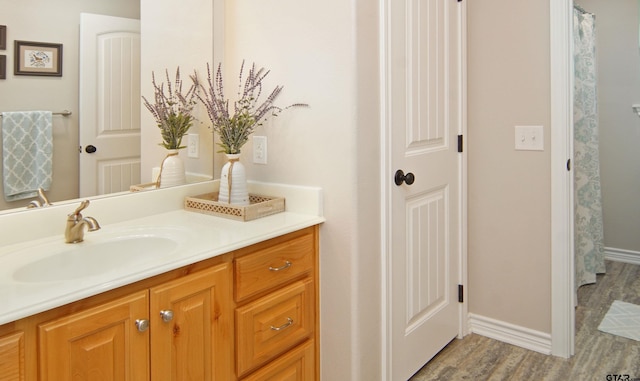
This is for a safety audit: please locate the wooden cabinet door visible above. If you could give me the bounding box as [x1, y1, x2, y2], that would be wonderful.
[150, 263, 233, 381]
[0, 331, 25, 381]
[38, 291, 150, 381]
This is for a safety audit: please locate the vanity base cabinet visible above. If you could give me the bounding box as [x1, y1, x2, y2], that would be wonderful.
[0, 225, 319, 381]
[0, 331, 25, 381]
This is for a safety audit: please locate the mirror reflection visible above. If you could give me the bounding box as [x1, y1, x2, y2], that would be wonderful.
[0, 0, 215, 214]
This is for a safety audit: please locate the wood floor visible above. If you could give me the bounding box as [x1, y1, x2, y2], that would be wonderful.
[410, 260, 640, 381]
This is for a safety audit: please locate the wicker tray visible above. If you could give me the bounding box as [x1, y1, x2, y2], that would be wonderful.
[184, 192, 285, 221]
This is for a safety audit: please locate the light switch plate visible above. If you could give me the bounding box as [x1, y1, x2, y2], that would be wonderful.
[515, 125, 544, 151]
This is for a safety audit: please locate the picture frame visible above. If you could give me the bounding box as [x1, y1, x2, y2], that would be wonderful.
[0, 55, 6, 79]
[0, 26, 6, 50]
[14, 40, 62, 77]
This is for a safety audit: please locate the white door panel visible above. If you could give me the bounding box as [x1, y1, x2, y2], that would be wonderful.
[386, 0, 463, 379]
[80, 13, 141, 197]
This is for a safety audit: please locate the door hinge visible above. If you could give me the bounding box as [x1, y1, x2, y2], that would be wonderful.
[457, 135, 463, 153]
[458, 284, 464, 303]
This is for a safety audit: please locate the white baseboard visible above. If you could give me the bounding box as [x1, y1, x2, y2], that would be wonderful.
[468, 313, 552, 355]
[605, 247, 640, 266]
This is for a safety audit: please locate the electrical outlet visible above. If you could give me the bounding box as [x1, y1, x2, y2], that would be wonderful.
[188, 134, 199, 158]
[253, 136, 267, 164]
[515, 126, 544, 151]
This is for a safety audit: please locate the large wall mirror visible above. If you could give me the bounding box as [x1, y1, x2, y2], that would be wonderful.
[0, 0, 217, 214]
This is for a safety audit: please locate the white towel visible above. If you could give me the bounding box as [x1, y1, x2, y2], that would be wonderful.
[2, 111, 53, 201]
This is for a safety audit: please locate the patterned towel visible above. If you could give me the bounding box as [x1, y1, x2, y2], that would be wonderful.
[2, 111, 53, 201]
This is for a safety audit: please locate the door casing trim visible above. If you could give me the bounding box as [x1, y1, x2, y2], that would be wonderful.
[550, 0, 575, 358]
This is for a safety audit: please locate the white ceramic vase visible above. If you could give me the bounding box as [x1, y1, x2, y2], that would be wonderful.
[218, 153, 249, 205]
[158, 149, 186, 188]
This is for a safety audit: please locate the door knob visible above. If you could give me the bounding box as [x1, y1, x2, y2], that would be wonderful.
[135, 319, 150, 332]
[85, 145, 97, 153]
[394, 170, 415, 186]
[160, 310, 174, 323]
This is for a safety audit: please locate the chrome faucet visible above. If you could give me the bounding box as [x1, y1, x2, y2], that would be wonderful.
[65, 200, 101, 243]
[27, 188, 53, 209]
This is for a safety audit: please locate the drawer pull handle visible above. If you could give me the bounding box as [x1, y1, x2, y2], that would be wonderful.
[270, 317, 294, 331]
[268, 260, 292, 272]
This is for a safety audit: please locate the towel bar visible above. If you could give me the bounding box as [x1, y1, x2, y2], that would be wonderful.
[0, 110, 72, 117]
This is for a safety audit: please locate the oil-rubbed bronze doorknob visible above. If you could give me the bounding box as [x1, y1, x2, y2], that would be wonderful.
[394, 170, 415, 186]
[85, 145, 97, 153]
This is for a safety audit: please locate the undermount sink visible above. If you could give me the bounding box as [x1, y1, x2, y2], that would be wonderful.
[10, 227, 189, 283]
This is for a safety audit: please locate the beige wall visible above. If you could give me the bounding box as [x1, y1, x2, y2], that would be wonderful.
[467, 1, 552, 333]
[579, 0, 640, 253]
[0, 0, 139, 211]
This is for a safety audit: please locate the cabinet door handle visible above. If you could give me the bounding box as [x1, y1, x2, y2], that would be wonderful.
[160, 310, 174, 323]
[135, 319, 150, 332]
[268, 260, 292, 272]
[270, 317, 294, 331]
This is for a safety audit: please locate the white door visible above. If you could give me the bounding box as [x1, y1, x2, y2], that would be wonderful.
[385, 0, 464, 379]
[79, 13, 141, 197]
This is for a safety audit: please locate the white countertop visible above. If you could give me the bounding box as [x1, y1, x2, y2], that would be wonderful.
[0, 182, 324, 325]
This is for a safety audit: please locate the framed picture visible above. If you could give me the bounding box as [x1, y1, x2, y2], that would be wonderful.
[14, 40, 62, 77]
[0, 55, 5, 79]
[0, 26, 6, 50]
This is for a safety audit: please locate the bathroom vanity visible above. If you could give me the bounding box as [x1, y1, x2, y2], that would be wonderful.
[0, 181, 324, 380]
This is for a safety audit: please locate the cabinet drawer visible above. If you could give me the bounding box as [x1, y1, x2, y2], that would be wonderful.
[241, 340, 315, 381]
[236, 278, 314, 377]
[235, 234, 314, 302]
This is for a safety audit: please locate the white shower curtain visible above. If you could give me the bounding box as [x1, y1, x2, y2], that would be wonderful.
[573, 6, 606, 289]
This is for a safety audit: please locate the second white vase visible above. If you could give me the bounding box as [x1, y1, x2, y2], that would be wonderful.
[218, 154, 249, 205]
[158, 149, 186, 188]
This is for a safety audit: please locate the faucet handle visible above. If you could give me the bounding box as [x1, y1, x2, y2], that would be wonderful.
[37, 188, 52, 206]
[26, 188, 52, 209]
[72, 200, 91, 216]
